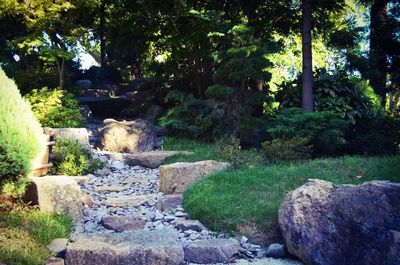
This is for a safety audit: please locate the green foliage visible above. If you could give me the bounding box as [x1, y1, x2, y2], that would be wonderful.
[216, 136, 263, 169]
[261, 137, 313, 164]
[51, 137, 102, 176]
[0, 209, 73, 265]
[205, 85, 234, 100]
[346, 115, 400, 155]
[159, 91, 229, 140]
[276, 69, 379, 123]
[25, 87, 85, 128]
[184, 155, 400, 236]
[268, 108, 349, 155]
[0, 69, 44, 185]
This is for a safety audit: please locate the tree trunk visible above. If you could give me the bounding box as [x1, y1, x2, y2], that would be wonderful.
[370, 0, 388, 108]
[301, 0, 313, 112]
[55, 58, 65, 89]
[99, 0, 107, 66]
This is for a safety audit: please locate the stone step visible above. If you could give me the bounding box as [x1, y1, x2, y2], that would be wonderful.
[184, 238, 240, 264]
[65, 228, 184, 265]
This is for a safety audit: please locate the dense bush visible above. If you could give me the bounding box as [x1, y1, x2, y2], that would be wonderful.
[0, 69, 44, 185]
[159, 90, 230, 140]
[51, 137, 102, 176]
[261, 137, 313, 164]
[25, 87, 85, 128]
[276, 69, 378, 123]
[346, 115, 400, 155]
[268, 108, 349, 155]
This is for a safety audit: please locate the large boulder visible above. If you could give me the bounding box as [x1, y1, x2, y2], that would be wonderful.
[25, 176, 83, 221]
[65, 228, 184, 265]
[44, 128, 90, 147]
[159, 160, 230, 194]
[97, 119, 157, 153]
[279, 179, 400, 265]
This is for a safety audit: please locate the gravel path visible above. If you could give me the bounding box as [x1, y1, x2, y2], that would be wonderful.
[71, 139, 303, 264]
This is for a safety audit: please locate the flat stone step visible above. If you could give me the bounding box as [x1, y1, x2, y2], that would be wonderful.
[65, 228, 184, 265]
[184, 238, 240, 264]
[104, 194, 157, 207]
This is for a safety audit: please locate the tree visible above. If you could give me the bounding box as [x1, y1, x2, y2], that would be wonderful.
[302, 0, 314, 112]
[369, 0, 389, 107]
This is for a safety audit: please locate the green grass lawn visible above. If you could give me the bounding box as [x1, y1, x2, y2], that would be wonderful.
[0, 207, 73, 265]
[183, 155, 400, 241]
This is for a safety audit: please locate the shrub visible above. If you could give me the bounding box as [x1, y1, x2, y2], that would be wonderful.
[25, 87, 85, 128]
[261, 137, 313, 164]
[267, 108, 349, 155]
[346, 115, 400, 155]
[50, 137, 102, 176]
[216, 136, 263, 169]
[159, 90, 230, 140]
[205, 85, 235, 100]
[0, 69, 44, 185]
[276, 69, 378, 123]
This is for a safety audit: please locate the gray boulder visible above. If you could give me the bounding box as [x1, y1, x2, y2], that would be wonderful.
[25, 176, 82, 221]
[44, 128, 90, 147]
[157, 194, 183, 212]
[184, 238, 240, 263]
[279, 179, 400, 265]
[159, 160, 230, 194]
[47, 238, 68, 258]
[265, 243, 286, 259]
[97, 119, 157, 153]
[65, 228, 184, 265]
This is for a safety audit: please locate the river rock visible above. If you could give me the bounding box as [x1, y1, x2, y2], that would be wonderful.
[65, 228, 184, 265]
[45, 257, 65, 265]
[25, 176, 82, 221]
[159, 160, 230, 194]
[175, 219, 206, 232]
[97, 119, 157, 153]
[184, 238, 240, 263]
[47, 238, 68, 258]
[101, 215, 146, 232]
[157, 194, 183, 211]
[279, 179, 400, 265]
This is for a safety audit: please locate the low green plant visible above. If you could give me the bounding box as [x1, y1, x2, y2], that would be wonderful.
[0, 68, 44, 186]
[276, 69, 379, 123]
[268, 108, 349, 155]
[25, 87, 85, 128]
[0, 209, 73, 265]
[50, 137, 102, 176]
[261, 137, 313, 164]
[216, 136, 263, 169]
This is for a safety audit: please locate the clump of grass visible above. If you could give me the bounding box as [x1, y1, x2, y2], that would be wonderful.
[0, 208, 73, 265]
[184, 156, 400, 237]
